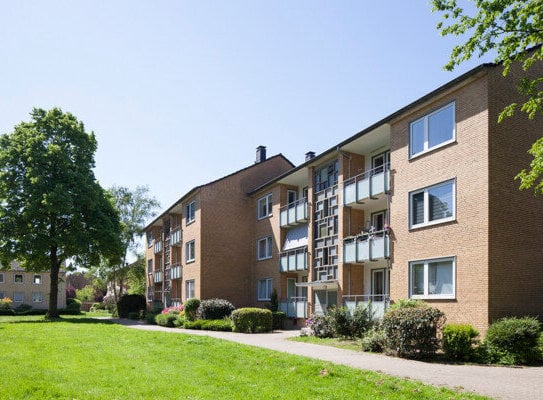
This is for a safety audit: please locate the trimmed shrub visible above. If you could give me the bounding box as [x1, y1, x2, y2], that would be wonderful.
[184, 298, 201, 321]
[155, 312, 178, 327]
[0, 297, 14, 315]
[382, 306, 445, 359]
[360, 325, 387, 353]
[117, 294, 146, 318]
[183, 319, 233, 332]
[484, 316, 541, 365]
[198, 298, 235, 320]
[269, 289, 278, 312]
[65, 298, 82, 314]
[14, 303, 33, 314]
[146, 310, 158, 325]
[327, 304, 374, 339]
[306, 314, 334, 338]
[272, 311, 286, 330]
[231, 308, 272, 333]
[442, 323, 479, 361]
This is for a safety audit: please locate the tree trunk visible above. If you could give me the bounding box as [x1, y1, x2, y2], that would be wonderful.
[47, 246, 60, 319]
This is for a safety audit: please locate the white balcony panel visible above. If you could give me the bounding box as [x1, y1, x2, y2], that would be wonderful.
[343, 241, 356, 263]
[280, 256, 288, 272]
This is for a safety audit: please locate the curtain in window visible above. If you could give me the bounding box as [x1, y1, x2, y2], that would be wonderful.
[428, 261, 453, 294]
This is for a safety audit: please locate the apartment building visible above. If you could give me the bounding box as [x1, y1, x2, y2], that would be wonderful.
[0, 262, 66, 309]
[147, 58, 543, 332]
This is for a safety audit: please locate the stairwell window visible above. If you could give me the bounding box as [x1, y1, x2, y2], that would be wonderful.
[33, 275, 42, 284]
[185, 240, 195, 263]
[0, 273, 4, 283]
[257, 278, 273, 301]
[257, 193, 273, 220]
[410, 102, 455, 158]
[409, 179, 455, 229]
[185, 279, 195, 300]
[409, 257, 455, 299]
[257, 236, 273, 260]
[186, 201, 196, 225]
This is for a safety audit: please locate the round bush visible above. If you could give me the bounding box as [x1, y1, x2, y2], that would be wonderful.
[116, 294, 146, 318]
[442, 323, 479, 361]
[198, 298, 235, 320]
[231, 308, 272, 333]
[184, 298, 201, 321]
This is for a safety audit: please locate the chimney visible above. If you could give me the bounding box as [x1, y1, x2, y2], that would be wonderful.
[305, 151, 315, 161]
[256, 145, 267, 163]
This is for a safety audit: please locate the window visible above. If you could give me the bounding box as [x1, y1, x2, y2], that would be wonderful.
[372, 151, 390, 174]
[257, 237, 273, 260]
[409, 179, 455, 228]
[33, 275, 42, 284]
[147, 259, 153, 274]
[13, 292, 24, 302]
[147, 231, 153, 247]
[0, 273, 4, 283]
[186, 201, 196, 225]
[32, 292, 44, 303]
[409, 257, 455, 299]
[185, 279, 195, 300]
[257, 278, 272, 301]
[185, 240, 195, 263]
[410, 102, 455, 158]
[0, 292, 3, 299]
[315, 160, 339, 192]
[257, 193, 272, 219]
[14, 274, 23, 284]
[287, 190, 297, 206]
[147, 286, 153, 302]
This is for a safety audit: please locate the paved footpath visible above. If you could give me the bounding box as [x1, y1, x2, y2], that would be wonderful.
[114, 319, 543, 400]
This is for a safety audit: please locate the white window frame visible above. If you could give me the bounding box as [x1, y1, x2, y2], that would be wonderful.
[257, 278, 273, 301]
[185, 240, 195, 263]
[32, 292, 44, 303]
[409, 179, 456, 229]
[33, 275, 42, 285]
[13, 292, 24, 302]
[409, 102, 456, 159]
[186, 201, 196, 225]
[409, 256, 456, 300]
[147, 231, 153, 247]
[287, 190, 297, 206]
[0, 273, 4, 284]
[185, 279, 195, 300]
[257, 236, 273, 260]
[257, 193, 273, 220]
[14, 274, 23, 284]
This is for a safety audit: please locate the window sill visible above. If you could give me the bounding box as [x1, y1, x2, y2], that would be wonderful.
[410, 295, 456, 300]
[257, 256, 273, 261]
[409, 139, 456, 161]
[409, 217, 455, 231]
[185, 259, 195, 264]
[257, 214, 273, 221]
[186, 219, 195, 227]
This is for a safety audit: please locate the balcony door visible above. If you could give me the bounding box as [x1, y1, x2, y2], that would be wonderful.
[371, 268, 386, 302]
[371, 151, 390, 174]
[287, 278, 296, 299]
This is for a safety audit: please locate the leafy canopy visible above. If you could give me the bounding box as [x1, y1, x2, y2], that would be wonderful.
[432, 0, 543, 193]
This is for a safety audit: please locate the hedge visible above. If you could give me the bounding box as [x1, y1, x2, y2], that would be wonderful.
[231, 308, 272, 333]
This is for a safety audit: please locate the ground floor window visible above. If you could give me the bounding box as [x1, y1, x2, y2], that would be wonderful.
[409, 256, 455, 299]
[185, 279, 195, 300]
[257, 278, 272, 301]
[32, 292, 44, 303]
[13, 292, 24, 302]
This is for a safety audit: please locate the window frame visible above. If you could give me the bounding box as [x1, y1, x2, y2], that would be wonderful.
[32, 292, 44, 303]
[257, 193, 273, 220]
[147, 231, 153, 247]
[186, 201, 196, 225]
[13, 292, 24, 302]
[409, 256, 456, 300]
[33, 275, 42, 285]
[0, 273, 4, 284]
[409, 179, 456, 229]
[14, 274, 23, 284]
[409, 102, 456, 159]
[147, 259, 153, 274]
[287, 190, 297, 206]
[185, 279, 195, 300]
[185, 240, 196, 263]
[257, 278, 273, 301]
[257, 236, 273, 260]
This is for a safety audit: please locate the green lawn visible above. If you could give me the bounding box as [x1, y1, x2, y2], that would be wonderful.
[0, 317, 488, 399]
[289, 335, 363, 351]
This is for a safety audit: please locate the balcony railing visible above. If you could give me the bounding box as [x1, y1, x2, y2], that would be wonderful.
[279, 297, 308, 318]
[343, 231, 390, 263]
[279, 247, 308, 272]
[171, 264, 182, 280]
[313, 265, 338, 281]
[343, 165, 390, 205]
[170, 227, 182, 247]
[279, 198, 308, 227]
[153, 271, 162, 283]
[154, 240, 163, 254]
[342, 294, 390, 319]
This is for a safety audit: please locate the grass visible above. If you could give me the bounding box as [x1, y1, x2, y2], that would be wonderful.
[289, 335, 363, 351]
[0, 316, 489, 400]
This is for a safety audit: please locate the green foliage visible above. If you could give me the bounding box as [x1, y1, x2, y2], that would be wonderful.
[65, 298, 82, 315]
[14, 303, 33, 315]
[0, 297, 13, 314]
[269, 289, 278, 312]
[442, 323, 479, 361]
[116, 294, 146, 318]
[272, 311, 286, 330]
[182, 319, 233, 332]
[387, 298, 427, 311]
[0, 108, 124, 318]
[483, 316, 541, 365]
[198, 298, 235, 320]
[306, 314, 335, 338]
[382, 306, 446, 359]
[89, 302, 106, 312]
[327, 305, 374, 339]
[184, 298, 201, 321]
[155, 312, 177, 327]
[231, 308, 272, 333]
[75, 285, 95, 302]
[145, 310, 158, 325]
[127, 257, 146, 295]
[127, 311, 143, 320]
[431, 0, 543, 194]
[360, 325, 387, 353]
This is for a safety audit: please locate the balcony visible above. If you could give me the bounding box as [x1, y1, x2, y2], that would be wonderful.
[153, 271, 162, 283]
[342, 294, 390, 319]
[154, 240, 163, 254]
[171, 264, 182, 280]
[279, 298, 308, 318]
[280, 198, 308, 227]
[343, 231, 390, 263]
[170, 227, 182, 247]
[343, 165, 390, 206]
[279, 247, 308, 272]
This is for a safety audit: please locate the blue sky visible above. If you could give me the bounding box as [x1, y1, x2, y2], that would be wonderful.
[0, 1, 487, 213]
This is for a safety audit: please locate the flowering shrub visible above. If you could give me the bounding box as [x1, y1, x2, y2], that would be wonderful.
[162, 305, 184, 315]
[306, 314, 334, 338]
[0, 297, 14, 315]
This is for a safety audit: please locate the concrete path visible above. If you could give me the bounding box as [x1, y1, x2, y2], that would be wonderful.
[113, 319, 543, 400]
